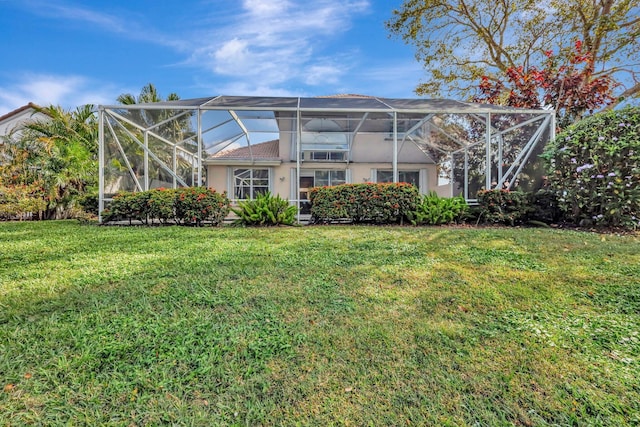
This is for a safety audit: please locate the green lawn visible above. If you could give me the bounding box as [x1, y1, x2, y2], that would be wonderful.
[1, 221, 639, 426]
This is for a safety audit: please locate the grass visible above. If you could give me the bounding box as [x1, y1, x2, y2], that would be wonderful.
[0, 221, 639, 426]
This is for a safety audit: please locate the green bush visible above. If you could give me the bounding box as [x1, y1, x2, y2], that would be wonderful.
[0, 184, 46, 220]
[309, 182, 420, 224]
[102, 187, 230, 226]
[232, 192, 297, 226]
[77, 191, 99, 216]
[409, 192, 467, 225]
[476, 190, 532, 226]
[147, 188, 176, 224]
[174, 187, 230, 226]
[529, 189, 562, 224]
[542, 107, 640, 228]
[102, 191, 149, 224]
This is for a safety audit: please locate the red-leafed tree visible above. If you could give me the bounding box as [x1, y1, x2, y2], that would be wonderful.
[474, 41, 617, 129]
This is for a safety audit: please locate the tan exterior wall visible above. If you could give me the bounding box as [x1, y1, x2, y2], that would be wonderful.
[350, 134, 429, 163]
[205, 129, 454, 201]
[207, 161, 453, 201]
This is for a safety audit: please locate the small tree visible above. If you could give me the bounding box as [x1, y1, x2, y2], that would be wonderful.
[474, 41, 617, 129]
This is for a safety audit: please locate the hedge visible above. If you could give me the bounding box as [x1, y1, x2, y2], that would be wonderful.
[102, 187, 230, 226]
[309, 183, 420, 224]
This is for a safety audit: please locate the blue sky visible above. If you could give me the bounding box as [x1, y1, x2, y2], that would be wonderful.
[0, 0, 426, 115]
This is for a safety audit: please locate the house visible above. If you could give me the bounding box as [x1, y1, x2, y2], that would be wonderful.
[0, 103, 47, 140]
[97, 95, 554, 221]
[204, 126, 440, 216]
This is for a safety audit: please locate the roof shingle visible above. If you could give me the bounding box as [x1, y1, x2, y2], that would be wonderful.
[211, 139, 280, 160]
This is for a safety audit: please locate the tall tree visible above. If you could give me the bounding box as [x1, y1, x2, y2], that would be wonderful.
[386, 0, 640, 106]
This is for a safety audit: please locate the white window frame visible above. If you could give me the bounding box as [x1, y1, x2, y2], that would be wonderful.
[228, 167, 273, 200]
[371, 168, 428, 194]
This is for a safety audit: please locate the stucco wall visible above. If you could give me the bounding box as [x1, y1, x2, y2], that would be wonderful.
[207, 161, 452, 200]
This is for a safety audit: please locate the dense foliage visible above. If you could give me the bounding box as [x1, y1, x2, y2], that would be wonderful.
[0, 105, 97, 219]
[0, 183, 47, 220]
[542, 107, 640, 228]
[102, 187, 230, 226]
[476, 190, 533, 226]
[309, 183, 420, 224]
[409, 191, 467, 225]
[474, 41, 617, 128]
[232, 192, 297, 226]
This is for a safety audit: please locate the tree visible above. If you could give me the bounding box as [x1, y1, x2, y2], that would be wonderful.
[473, 41, 618, 128]
[0, 105, 98, 218]
[386, 0, 640, 106]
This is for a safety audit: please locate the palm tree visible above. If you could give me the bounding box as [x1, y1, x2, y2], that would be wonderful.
[111, 84, 196, 189]
[1, 105, 98, 218]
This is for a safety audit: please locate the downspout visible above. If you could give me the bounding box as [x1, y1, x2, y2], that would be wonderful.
[197, 108, 203, 187]
[98, 106, 104, 223]
[485, 113, 492, 190]
[393, 111, 398, 182]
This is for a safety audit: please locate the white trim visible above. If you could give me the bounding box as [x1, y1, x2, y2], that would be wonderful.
[419, 168, 428, 194]
[290, 168, 297, 201]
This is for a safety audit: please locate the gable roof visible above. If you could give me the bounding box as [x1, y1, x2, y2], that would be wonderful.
[208, 139, 280, 163]
[0, 102, 41, 124]
[0, 103, 47, 138]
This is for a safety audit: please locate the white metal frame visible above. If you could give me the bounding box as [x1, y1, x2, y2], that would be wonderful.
[98, 96, 554, 222]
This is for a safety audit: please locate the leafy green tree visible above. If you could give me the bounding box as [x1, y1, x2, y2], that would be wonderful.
[0, 105, 98, 218]
[387, 0, 640, 105]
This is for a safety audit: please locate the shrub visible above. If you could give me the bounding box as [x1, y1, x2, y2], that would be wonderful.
[102, 191, 149, 224]
[102, 187, 230, 226]
[0, 184, 46, 220]
[542, 107, 640, 228]
[232, 192, 297, 226]
[77, 191, 99, 216]
[529, 189, 562, 224]
[147, 188, 176, 224]
[174, 187, 230, 226]
[409, 192, 468, 225]
[476, 190, 532, 225]
[309, 183, 420, 224]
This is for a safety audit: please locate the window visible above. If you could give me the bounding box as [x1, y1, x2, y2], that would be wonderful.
[376, 170, 420, 187]
[313, 170, 346, 187]
[309, 151, 347, 161]
[233, 168, 270, 199]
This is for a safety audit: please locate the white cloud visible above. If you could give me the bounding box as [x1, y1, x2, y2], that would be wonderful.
[0, 74, 123, 115]
[243, 0, 291, 17]
[349, 61, 426, 98]
[304, 64, 344, 86]
[189, 0, 371, 89]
